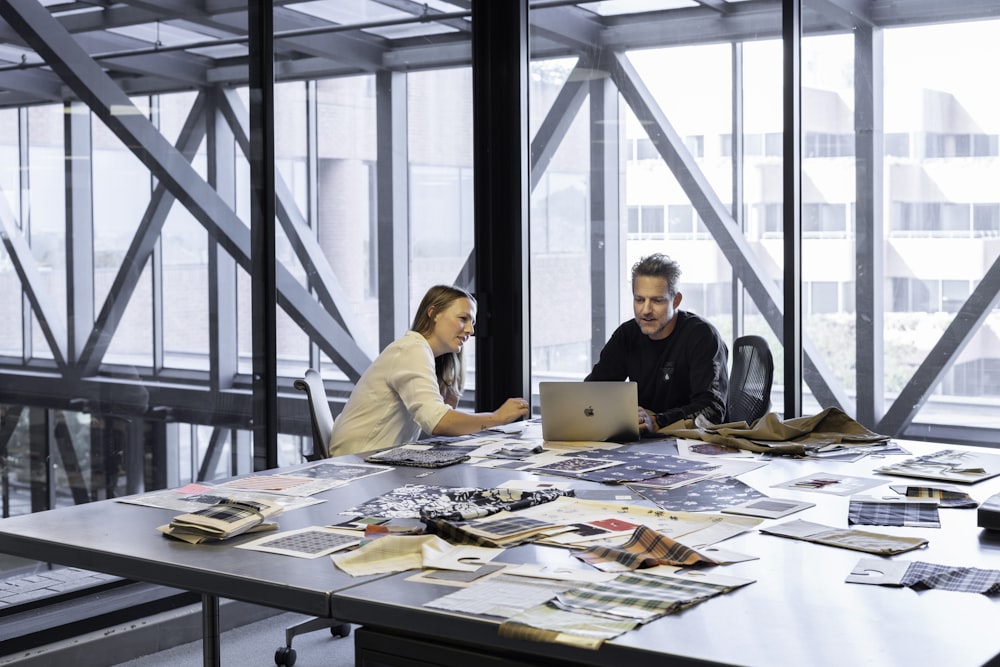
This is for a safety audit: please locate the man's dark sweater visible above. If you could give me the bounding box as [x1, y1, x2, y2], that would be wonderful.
[585, 311, 729, 426]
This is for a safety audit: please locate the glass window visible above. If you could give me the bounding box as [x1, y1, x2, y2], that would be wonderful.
[942, 279, 969, 313]
[886, 132, 910, 157]
[810, 281, 839, 314]
[973, 203, 1000, 236]
[667, 204, 692, 236]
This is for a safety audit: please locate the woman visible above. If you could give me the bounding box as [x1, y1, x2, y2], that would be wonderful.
[328, 285, 530, 456]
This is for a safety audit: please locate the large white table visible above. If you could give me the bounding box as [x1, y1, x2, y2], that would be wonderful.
[0, 437, 998, 666]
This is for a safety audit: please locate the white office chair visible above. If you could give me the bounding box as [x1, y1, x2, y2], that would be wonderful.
[293, 368, 335, 462]
[274, 369, 350, 667]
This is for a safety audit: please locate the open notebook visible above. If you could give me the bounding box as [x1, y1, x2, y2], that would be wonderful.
[539, 381, 640, 443]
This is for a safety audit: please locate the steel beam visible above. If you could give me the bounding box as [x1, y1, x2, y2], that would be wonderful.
[0, 1, 371, 383]
[529, 58, 590, 192]
[854, 24, 884, 427]
[783, 0, 804, 417]
[217, 89, 366, 345]
[471, 0, 531, 409]
[376, 69, 410, 350]
[589, 63, 621, 366]
[77, 93, 209, 375]
[879, 256, 1000, 436]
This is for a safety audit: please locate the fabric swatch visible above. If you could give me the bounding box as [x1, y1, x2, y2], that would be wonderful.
[761, 519, 929, 555]
[340, 484, 570, 521]
[573, 525, 720, 571]
[848, 557, 1000, 594]
[848, 497, 941, 528]
[631, 476, 766, 512]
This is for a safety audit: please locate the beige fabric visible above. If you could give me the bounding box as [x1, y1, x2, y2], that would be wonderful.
[331, 534, 452, 577]
[659, 406, 889, 455]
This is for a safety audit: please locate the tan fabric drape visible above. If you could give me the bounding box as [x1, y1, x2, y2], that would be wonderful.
[659, 406, 890, 455]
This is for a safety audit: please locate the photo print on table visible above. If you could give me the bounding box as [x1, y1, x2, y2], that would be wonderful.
[771, 473, 885, 496]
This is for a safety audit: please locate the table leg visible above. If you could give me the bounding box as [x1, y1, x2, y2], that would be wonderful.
[202, 593, 220, 667]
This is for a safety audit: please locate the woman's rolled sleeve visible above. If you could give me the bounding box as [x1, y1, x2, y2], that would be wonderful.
[389, 341, 451, 435]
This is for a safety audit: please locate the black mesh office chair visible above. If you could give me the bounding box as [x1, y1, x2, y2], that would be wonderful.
[274, 369, 350, 667]
[726, 335, 774, 425]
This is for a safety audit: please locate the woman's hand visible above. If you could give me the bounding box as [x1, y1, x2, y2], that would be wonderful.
[432, 397, 530, 436]
[494, 397, 530, 424]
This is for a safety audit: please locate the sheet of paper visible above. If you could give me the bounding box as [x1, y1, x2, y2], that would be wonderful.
[236, 526, 360, 559]
[424, 573, 572, 617]
[771, 472, 886, 496]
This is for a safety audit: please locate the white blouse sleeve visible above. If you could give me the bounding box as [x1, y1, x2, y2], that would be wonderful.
[386, 335, 452, 434]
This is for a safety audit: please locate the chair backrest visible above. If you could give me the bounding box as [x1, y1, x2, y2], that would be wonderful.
[726, 335, 774, 425]
[293, 369, 335, 461]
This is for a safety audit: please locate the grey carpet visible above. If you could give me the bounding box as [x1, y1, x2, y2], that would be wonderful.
[112, 612, 355, 667]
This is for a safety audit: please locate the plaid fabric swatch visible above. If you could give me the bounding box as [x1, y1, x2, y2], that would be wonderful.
[468, 515, 553, 538]
[902, 561, 1000, 594]
[848, 498, 941, 528]
[761, 519, 929, 555]
[898, 485, 978, 509]
[423, 516, 554, 548]
[499, 604, 636, 647]
[423, 518, 505, 547]
[555, 571, 732, 621]
[573, 525, 718, 571]
[498, 570, 746, 647]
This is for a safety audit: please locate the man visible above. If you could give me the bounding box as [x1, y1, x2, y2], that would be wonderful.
[586, 253, 729, 433]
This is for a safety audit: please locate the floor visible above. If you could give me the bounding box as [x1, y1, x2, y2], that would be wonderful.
[111, 612, 357, 667]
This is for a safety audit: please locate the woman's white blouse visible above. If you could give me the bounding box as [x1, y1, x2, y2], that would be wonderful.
[327, 331, 451, 456]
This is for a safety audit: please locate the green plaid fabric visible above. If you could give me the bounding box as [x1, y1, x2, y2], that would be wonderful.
[555, 571, 732, 620]
[573, 524, 717, 570]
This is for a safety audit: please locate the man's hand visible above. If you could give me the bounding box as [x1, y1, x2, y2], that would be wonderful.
[638, 407, 657, 433]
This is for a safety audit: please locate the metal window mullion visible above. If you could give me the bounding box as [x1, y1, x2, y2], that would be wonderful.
[376, 68, 409, 350]
[64, 101, 94, 366]
[782, 0, 803, 418]
[854, 24, 884, 427]
[19, 107, 30, 363]
[472, 0, 531, 410]
[249, 1, 278, 471]
[589, 67, 620, 365]
[306, 80, 321, 370]
[207, 89, 238, 392]
[731, 42, 745, 340]
[150, 95, 164, 373]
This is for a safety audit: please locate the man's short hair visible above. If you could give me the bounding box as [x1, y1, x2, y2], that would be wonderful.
[631, 253, 681, 296]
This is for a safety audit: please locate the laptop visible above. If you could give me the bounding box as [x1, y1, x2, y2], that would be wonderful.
[539, 381, 640, 443]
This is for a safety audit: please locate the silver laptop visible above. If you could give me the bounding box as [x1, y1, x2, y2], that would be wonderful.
[539, 381, 640, 443]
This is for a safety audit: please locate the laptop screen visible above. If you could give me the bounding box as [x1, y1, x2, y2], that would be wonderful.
[538, 381, 639, 443]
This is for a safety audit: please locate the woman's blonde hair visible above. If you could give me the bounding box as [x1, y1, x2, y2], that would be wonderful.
[411, 285, 475, 398]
